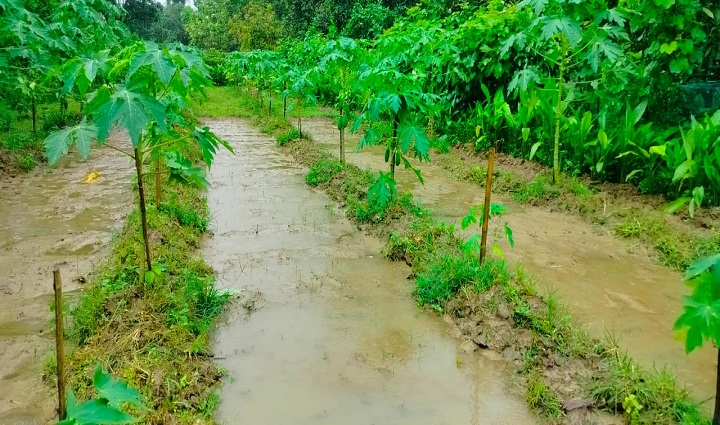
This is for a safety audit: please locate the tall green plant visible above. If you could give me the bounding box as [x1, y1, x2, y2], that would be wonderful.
[674, 253, 720, 425]
[45, 41, 231, 284]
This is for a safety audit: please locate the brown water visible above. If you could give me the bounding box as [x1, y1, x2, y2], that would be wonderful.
[204, 118, 537, 425]
[0, 135, 132, 424]
[301, 117, 717, 408]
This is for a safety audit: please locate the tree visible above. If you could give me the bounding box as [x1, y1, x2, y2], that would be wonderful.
[161, 3, 190, 44]
[184, 0, 237, 51]
[121, 0, 163, 41]
[229, 1, 282, 51]
[46, 42, 232, 285]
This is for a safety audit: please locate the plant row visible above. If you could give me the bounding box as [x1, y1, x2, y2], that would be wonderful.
[220, 0, 720, 216]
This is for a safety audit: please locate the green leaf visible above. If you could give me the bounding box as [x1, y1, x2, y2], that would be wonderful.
[654, 0, 676, 9]
[461, 206, 478, 229]
[649, 144, 667, 156]
[193, 127, 233, 168]
[368, 172, 397, 209]
[673, 273, 720, 353]
[504, 223, 515, 248]
[45, 119, 98, 165]
[508, 68, 540, 93]
[686, 254, 720, 280]
[129, 44, 177, 86]
[397, 120, 430, 161]
[529, 141, 542, 160]
[540, 17, 582, 47]
[672, 159, 695, 182]
[522, 127, 530, 142]
[669, 57, 690, 73]
[93, 366, 146, 411]
[660, 41, 678, 54]
[663, 196, 690, 214]
[91, 86, 167, 146]
[165, 150, 209, 187]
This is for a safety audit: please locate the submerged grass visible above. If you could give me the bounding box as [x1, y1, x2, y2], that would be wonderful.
[59, 171, 228, 424]
[198, 87, 710, 424]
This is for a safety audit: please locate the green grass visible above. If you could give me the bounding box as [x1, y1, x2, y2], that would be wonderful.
[63, 168, 228, 425]
[0, 100, 82, 173]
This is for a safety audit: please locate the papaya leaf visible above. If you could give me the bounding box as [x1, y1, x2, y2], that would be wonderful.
[45, 118, 98, 165]
[93, 365, 146, 411]
[91, 85, 167, 146]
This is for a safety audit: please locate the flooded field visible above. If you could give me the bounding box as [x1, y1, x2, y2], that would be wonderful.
[204, 118, 537, 425]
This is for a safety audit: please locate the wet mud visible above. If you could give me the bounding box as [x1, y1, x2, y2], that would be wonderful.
[204, 118, 537, 424]
[0, 135, 132, 424]
[300, 116, 717, 407]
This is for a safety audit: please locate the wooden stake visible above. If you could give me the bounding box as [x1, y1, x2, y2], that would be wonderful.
[53, 268, 66, 420]
[480, 145, 497, 263]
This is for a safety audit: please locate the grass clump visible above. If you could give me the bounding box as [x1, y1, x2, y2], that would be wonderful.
[277, 129, 301, 146]
[64, 177, 229, 424]
[306, 158, 343, 186]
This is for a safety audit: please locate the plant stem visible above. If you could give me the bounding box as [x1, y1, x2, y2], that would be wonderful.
[298, 89, 303, 138]
[391, 114, 399, 179]
[32, 97, 37, 136]
[133, 147, 153, 276]
[53, 268, 66, 420]
[480, 145, 496, 263]
[553, 39, 566, 185]
[339, 105, 345, 165]
[154, 156, 162, 207]
[283, 82, 287, 119]
[714, 347, 720, 425]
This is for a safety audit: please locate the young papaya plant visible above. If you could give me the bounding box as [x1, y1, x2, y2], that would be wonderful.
[58, 365, 146, 425]
[279, 64, 319, 138]
[45, 41, 231, 285]
[674, 253, 720, 425]
[318, 36, 364, 165]
[461, 203, 515, 261]
[351, 55, 439, 202]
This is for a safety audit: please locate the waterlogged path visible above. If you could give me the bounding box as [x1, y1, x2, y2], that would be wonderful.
[204, 118, 536, 425]
[0, 137, 132, 424]
[300, 116, 717, 407]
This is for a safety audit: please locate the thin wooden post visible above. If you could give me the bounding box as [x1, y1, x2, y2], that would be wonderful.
[480, 145, 497, 263]
[297, 90, 303, 138]
[283, 82, 287, 119]
[53, 269, 66, 420]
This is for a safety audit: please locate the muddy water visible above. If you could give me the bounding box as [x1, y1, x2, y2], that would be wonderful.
[301, 117, 717, 407]
[204, 118, 537, 425]
[0, 136, 132, 424]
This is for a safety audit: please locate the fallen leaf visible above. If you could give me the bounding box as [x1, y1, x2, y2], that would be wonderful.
[84, 170, 100, 183]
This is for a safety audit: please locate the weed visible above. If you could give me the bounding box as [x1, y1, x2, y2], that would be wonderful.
[526, 368, 564, 419]
[277, 129, 301, 146]
[306, 158, 343, 186]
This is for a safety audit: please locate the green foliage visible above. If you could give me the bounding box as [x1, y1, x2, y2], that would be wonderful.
[277, 128, 301, 146]
[0, 104, 14, 131]
[415, 254, 499, 308]
[184, 0, 237, 51]
[229, 1, 283, 51]
[305, 158, 343, 186]
[58, 366, 145, 425]
[674, 254, 720, 353]
[342, 1, 397, 40]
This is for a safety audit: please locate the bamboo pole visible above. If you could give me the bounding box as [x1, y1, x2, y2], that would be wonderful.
[480, 145, 497, 263]
[53, 268, 66, 420]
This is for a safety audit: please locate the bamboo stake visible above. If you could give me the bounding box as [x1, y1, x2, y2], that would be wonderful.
[480, 145, 497, 263]
[53, 268, 66, 420]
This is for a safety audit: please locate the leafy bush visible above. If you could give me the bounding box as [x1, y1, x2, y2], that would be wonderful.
[0, 104, 13, 131]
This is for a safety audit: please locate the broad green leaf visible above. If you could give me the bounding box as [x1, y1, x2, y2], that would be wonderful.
[45, 119, 98, 165]
[397, 120, 430, 161]
[165, 150, 209, 187]
[686, 254, 720, 279]
[367, 172, 397, 209]
[672, 159, 695, 182]
[663, 196, 690, 214]
[649, 144, 667, 156]
[669, 57, 690, 73]
[625, 169, 643, 182]
[128, 45, 177, 86]
[529, 141, 542, 160]
[93, 366, 146, 411]
[91, 86, 167, 146]
[540, 17, 582, 47]
[504, 223, 515, 248]
[193, 126, 233, 168]
[673, 273, 720, 353]
[522, 127, 530, 142]
[69, 399, 135, 424]
[461, 206, 478, 229]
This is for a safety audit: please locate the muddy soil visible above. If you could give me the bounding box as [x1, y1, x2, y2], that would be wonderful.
[300, 117, 717, 408]
[204, 118, 538, 425]
[0, 135, 132, 424]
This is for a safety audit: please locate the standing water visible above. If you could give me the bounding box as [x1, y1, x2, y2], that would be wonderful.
[0, 137, 132, 424]
[203, 118, 537, 425]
